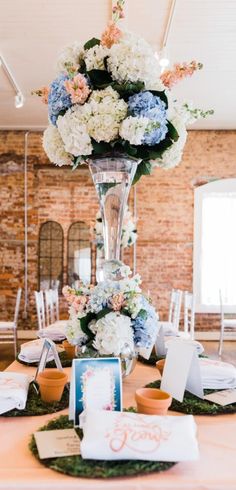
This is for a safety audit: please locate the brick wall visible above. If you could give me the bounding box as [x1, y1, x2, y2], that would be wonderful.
[0, 130, 236, 332]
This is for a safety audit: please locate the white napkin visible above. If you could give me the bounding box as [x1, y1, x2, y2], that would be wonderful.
[80, 409, 199, 462]
[199, 358, 236, 389]
[18, 339, 57, 363]
[0, 372, 30, 414]
[165, 337, 204, 355]
[37, 322, 66, 341]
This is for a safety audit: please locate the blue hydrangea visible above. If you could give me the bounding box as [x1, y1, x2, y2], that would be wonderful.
[128, 91, 168, 146]
[132, 295, 159, 348]
[48, 74, 72, 126]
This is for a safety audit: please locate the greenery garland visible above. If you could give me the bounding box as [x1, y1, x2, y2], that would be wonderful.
[138, 353, 208, 366]
[2, 383, 69, 417]
[29, 414, 176, 478]
[145, 380, 236, 415]
[17, 351, 72, 368]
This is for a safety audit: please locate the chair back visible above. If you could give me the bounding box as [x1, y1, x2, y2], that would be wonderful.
[168, 289, 182, 330]
[13, 288, 22, 325]
[34, 290, 46, 330]
[184, 291, 195, 339]
[51, 288, 59, 322]
[44, 289, 55, 326]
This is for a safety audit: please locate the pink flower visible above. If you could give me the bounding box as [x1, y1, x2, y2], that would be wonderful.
[72, 295, 88, 313]
[62, 285, 77, 304]
[109, 292, 125, 311]
[64, 74, 90, 104]
[160, 61, 203, 89]
[101, 21, 123, 48]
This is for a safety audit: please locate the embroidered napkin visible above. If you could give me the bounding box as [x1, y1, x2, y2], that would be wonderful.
[0, 372, 30, 414]
[199, 358, 236, 389]
[18, 339, 60, 363]
[37, 322, 67, 341]
[80, 409, 199, 461]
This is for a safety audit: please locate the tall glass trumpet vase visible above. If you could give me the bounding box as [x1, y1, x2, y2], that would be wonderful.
[89, 155, 138, 281]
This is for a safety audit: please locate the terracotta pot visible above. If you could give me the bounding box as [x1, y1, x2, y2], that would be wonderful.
[156, 358, 166, 376]
[135, 387, 172, 415]
[37, 369, 68, 403]
[62, 339, 76, 360]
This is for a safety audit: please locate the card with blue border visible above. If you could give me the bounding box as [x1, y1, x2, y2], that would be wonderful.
[69, 357, 122, 426]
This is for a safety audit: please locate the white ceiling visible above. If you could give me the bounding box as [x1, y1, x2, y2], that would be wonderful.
[0, 0, 236, 130]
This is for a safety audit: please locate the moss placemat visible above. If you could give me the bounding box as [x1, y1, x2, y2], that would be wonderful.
[17, 351, 72, 368]
[1, 382, 69, 417]
[29, 415, 176, 479]
[145, 380, 236, 415]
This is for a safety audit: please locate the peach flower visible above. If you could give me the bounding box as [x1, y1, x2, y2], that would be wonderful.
[72, 295, 88, 313]
[160, 61, 203, 89]
[110, 292, 125, 311]
[101, 21, 123, 48]
[32, 86, 49, 104]
[64, 74, 90, 104]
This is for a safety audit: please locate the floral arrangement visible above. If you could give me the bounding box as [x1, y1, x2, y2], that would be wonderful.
[34, 0, 213, 183]
[95, 205, 137, 250]
[62, 265, 158, 357]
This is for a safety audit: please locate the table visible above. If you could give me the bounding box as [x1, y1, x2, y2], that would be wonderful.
[0, 360, 235, 490]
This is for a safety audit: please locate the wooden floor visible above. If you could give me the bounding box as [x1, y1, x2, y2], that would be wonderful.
[0, 340, 235, 371]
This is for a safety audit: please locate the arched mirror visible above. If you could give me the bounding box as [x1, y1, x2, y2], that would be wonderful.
[38, 221, 63, 291]
[67, 222, 91, 286]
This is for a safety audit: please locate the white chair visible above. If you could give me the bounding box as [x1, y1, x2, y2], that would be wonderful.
[181, 291, 195, 340]
[34, 290, 46, 330]
[0, 288, 22, 357]
[158, 289, 183, 336]
[44, 289, 55, 326]
[219, 290, 236, 356]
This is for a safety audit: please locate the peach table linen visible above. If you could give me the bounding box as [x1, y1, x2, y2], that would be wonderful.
[0, 360, 235, 490]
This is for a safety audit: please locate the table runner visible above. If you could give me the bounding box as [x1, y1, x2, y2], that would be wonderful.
[0, 360, 235, 489]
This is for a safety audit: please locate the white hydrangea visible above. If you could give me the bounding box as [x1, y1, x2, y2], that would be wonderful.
[87, 87, 127, 142]
[84, 45, 108, 70]
[125, 294, 143, 318]
[42, 125, 73, 166]
[56, 41, 84, 73]
[93, 312, 134, 355]
[65, 317, 88, 346]
[119, 273, 142, 293]
[119, 116, 149, 145]
[57, 105, 92, 156]
[152, 115, 187, 169]
[107, 31, 160, 85]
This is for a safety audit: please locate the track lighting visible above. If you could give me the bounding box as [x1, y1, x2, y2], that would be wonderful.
[15, 92, 24, 109]
[0, 53, 24, 109]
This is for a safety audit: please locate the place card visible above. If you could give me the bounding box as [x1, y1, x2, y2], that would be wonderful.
[69, 357, 122, 426]
[34, 429, 81, 459]
[161, 340, 204, 402]
[204, 388, 236, 406]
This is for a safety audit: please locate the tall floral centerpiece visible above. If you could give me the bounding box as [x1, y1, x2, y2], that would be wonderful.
[35, 0, 213, 366]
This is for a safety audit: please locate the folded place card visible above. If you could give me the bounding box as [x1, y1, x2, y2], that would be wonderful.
[80, 409, 199, 461]
[69, 357, 122, 426]
[34, 429, 81, 459]
[161, 340, 204, 402]
[204, 388, 236, 406]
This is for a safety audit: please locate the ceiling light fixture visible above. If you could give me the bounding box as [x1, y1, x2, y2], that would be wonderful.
[0, 53, 25, 109]
[159, 0, 177, 71]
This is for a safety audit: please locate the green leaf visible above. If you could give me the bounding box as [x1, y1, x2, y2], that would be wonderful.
[167, 121, 179, 142]
[87, 69, 113, 88]
[137, 309, 148, 321]
[122, 140, 138, 157]
[80, 314, 95, 339]
[149, 90, 168, 108]
[132, 161, 152, 185]
[92, 139, 111, 155]
[96, 307, 112, 320]
[112, 81, 145, 99]
[84, 38, 100, 50]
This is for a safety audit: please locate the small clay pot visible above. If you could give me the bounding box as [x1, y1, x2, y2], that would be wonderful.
[135, 387, 172, 415]
[37, 369, 68, 403]
[156, 358, 166, 375]
[62, 339, 76, 360]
